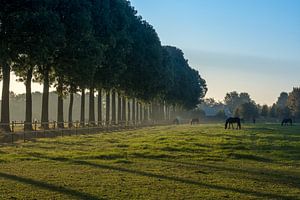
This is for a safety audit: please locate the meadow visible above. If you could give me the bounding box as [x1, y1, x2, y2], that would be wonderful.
[0, 123, 299, 199]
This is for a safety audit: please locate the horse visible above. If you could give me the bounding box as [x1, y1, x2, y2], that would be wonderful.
[173, 118, 179, 125]
[190, 118, 200, 125]
[225, 117, 241, 129]
[281, 118, 293, 126]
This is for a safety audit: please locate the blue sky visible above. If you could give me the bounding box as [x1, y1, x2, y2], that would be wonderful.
[130, 0, 300, 105]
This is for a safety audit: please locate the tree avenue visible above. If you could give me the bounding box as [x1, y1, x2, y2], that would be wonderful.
[0, 0, 207, 131]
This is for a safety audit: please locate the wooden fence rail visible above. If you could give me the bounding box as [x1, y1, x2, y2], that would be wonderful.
[0, 120, 172, 144]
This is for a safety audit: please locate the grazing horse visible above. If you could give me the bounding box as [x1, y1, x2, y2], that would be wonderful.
[225, 117, 241, 129]
[281, 118, 293, 126]
[173, 118, 179, 125]
[190, 118, 200, 125]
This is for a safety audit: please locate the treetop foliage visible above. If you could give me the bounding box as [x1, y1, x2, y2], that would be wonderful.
[0, 0, 207, 109]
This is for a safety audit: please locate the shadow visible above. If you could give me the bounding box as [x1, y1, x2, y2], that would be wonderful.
[244, 127, 275, 132]
[37, 140, 94, 147]
[27, 153, 297, 200]
[132, 154, 300, 189]
[160, 146, 205, 154]
[0, 172, 104, 200]
[229, 153, 273, 163]
[131, 152, 174, 159]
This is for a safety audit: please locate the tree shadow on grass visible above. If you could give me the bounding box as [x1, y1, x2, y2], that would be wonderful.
[27, 152, 297, 200]
[0, 172, 104, 200]
[228, 153, 273, 163]
[133, 154, 300, 189]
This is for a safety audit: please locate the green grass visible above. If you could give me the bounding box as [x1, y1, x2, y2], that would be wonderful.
[0, 124, 299, 199]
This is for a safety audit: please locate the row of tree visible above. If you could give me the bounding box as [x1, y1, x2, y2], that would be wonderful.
[0, 0, 207, 131]
[267, 88, 300, 120]
[198, 88, 300, 121]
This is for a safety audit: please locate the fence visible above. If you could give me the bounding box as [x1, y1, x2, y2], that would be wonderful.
[0, 120, 172, 144]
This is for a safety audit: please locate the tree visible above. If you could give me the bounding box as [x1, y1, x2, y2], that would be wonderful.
[224, 91, 252, 113]
[1, 0, 64, 131]
[55, 0, 100, 127]
[0, 0, 16, 131]
[260, 104, 269, 118]
[276, 92, 288, 108]
[163, 46, 207, 110]
[287, 87, 300, 118]
[275, 92, 290, 118]
[238, 102, 259, 121]
[13, 55, 35, 130]
[0, 0, 208, 130]
[27, 1, 65, 129]
[269, 103, 277, 118]
[224, 91, 239, 112]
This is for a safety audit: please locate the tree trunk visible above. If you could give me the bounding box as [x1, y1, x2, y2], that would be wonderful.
[68, 92, 74, 128]
[106, 90, 111, 125]
[150, 103, 153, 121]
[144, 104, 148, 122]
[118, 95, 122, 124]
[80, 88, 85, 127]
[152, 102, 157, 121]
[141, 103, 144, 122]
[24, 67, 33, 131]
[57, 79, 64, 129]
[41, 67, 49, 129]
[122, 97, 126, 123]
[89, 87, 95, 126]
[136, 101, 140, 123]
[132, 98, 136, 124]
[140, 103, 143, 122]
[97, 88, 102, 125]
[127, 99, 131, 124]
[0, 63, 11, 132]
[111, 90, 116, 124]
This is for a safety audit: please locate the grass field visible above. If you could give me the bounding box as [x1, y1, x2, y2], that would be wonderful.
[0, 124, 299, 199]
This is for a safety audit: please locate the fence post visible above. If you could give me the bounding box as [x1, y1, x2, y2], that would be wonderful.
[12, 121, 15, 133]
[23, 122, 26, 142]
[75, 121, 78, 135]
[34, 121, 37, 131]
[61, 123, 64, 137]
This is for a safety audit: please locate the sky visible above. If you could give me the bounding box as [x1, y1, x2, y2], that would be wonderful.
[129, 0, 300, 105]
[2, 0, 300, 105]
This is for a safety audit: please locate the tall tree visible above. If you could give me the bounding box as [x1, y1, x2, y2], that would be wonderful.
[224, 91, 252, 114]
[0, 0, 16, 131]
[287, 88, 300, 118]
[275, 92, 290, 118]
[260, 104, 269, 118]
[269, 103, 278, 118]
[13, 55, 35, 130]
[238, 102, 259, 121]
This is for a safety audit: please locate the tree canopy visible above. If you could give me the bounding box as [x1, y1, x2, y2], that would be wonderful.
[0, 0, 207, 128]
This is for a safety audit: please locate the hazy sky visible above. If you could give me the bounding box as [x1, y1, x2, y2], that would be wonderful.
[130, 0, 300, 105]
[2, 0, 300, 105]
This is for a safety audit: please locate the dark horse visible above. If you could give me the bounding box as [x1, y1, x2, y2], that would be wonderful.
[190, 118, 200, 125]
[281, 118, 293, 126]
[225, 117, 241, 129]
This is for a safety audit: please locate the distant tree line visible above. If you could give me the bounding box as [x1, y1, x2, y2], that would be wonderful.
[197, 87, 300, 122]
[0, 0, 207, 131]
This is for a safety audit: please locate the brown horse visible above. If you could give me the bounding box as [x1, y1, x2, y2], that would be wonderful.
[225, 117, 241, 129]
[281, 118, 292, 126]
[190, 118, 200, 125]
